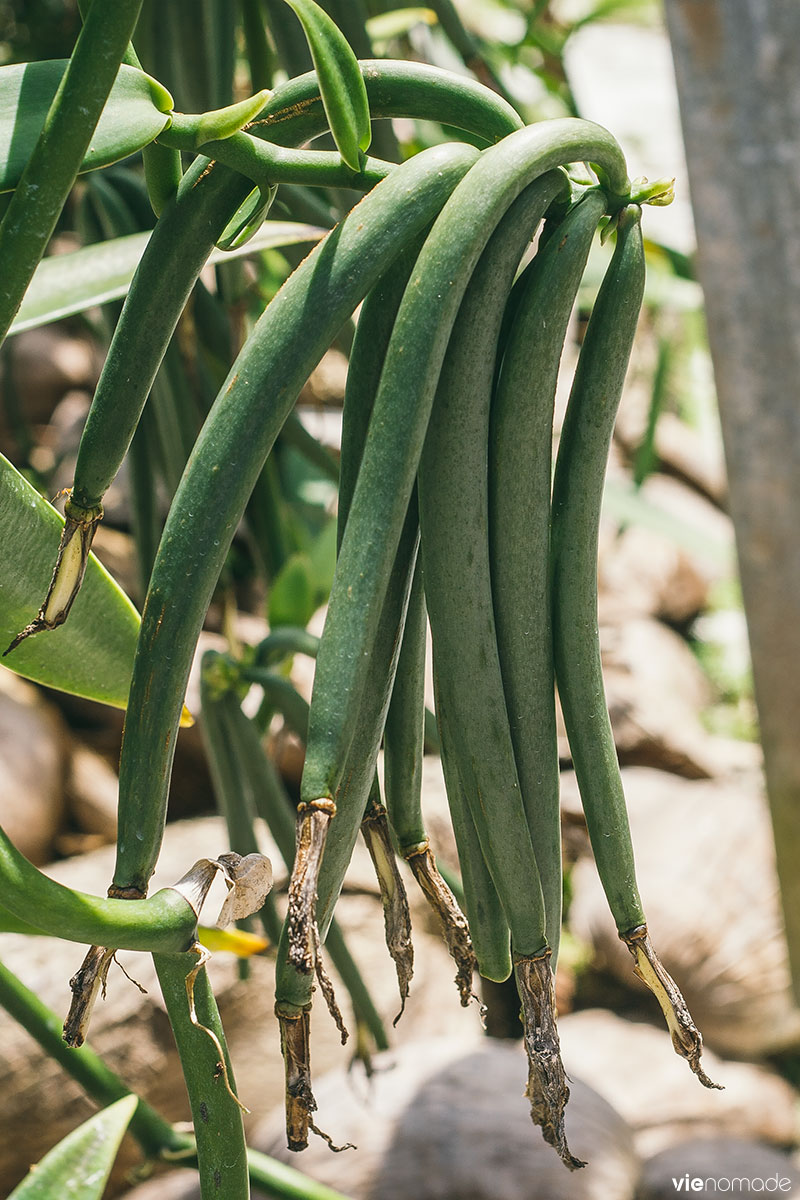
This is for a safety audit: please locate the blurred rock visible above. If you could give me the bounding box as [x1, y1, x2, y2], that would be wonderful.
[253, 1039, 639, 1200]
[599, 522, 710, 627]
[558, 1010, 798, 1159]
[0, 329, 99, 446]
[0, 670, 67, 864]
[298, 348, 349, 408]
[90, 527, 141, 609]
[66, 744, 119, 841]
[47, 390, 129, 528]
[124, 1040, 640, 1200]
[638, 1138, 800, 1199]
[567, 767, 800, 1058]
[0, 815, 480, 1196]
[557, 618, 759, 779]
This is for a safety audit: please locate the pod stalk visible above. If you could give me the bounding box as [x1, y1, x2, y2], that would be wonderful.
[4, 500, 103, 655]
[287, 798, 336, 972]
[361, 802, 414, 1022]
[405, 842, 476, 1008]
[621, 925, 720, 1090]
[514, 952, 585, 1171]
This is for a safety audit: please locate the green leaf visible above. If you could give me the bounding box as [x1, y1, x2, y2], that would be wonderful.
[307, 513, 337, 606]
[9, 221, 327, 335]
[8, 1095, 138, 1199]
[268, 553, 316, 628]
[282, 0, 371, 169]
[0, 61, 173, 194]
[0, 454, 140, 708]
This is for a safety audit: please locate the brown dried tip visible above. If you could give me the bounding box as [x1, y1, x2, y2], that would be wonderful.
[622, 926, 721, 1090]
[362, 805, 414, 1023]
[64, 944, 115, 1048]
[277, 1006, 315, 1151]
[4, 507, 101, 656]
[287, 799, 336, 974]
[276, 1006, 354, 1154]
[406, 843, 476, 1008]
[514, 953, 586, 1171]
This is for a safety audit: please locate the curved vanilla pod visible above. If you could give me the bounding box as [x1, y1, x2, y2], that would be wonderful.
[255, 59, 523, 149]
[113, 141, 479, 897]
[326, 243, 423, 1009]
[275, 249, 426, 1144]
[418, 173, 584, 1169]
[434, 672, 511, 985]
[0, 821, 197, 954]
[384, 558, 476, 1007]
[551, 206, 716, 1090]
[286, 133, 628, 1150]
[300, 121, 629, 818]
[489, 187, 607, 965]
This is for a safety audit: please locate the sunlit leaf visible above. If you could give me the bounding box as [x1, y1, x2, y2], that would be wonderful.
[0, 61, 172, 194]
[8, 1095, 137, 1199]
[0, 454, 140, 708]
[9, 222, 327, 335]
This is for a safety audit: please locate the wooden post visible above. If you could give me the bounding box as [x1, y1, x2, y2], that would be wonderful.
[664, 0, 800, 1000]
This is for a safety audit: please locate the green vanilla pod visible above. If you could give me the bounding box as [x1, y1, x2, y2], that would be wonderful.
[0, 822, 198, 954]
[417, 172, 582, 1168]
[551, 206, 716, 1089]
[282, 242, 423, 979]
[282, 0, 371, 169]
[384, 557, 477, 1006]
[300, 119, 630, 815]
[113, 142, 480, 898]
[434, 673, 511, 985]
[275, 245, 424, 1146]
[489, 187, 607, 965]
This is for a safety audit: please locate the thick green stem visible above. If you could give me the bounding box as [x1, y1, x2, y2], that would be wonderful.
[159, 121, 392, 192]
[154, 951, 249, 1199]
[0, 0, 145, 345]
[0, 823, 197, 951]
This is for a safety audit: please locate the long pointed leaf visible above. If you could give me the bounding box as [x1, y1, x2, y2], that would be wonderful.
[0, 61, 172, 194]
[8, 1095, 138, 1200]
[9, 221, 327, 335]
[0, 453, 140, 708]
